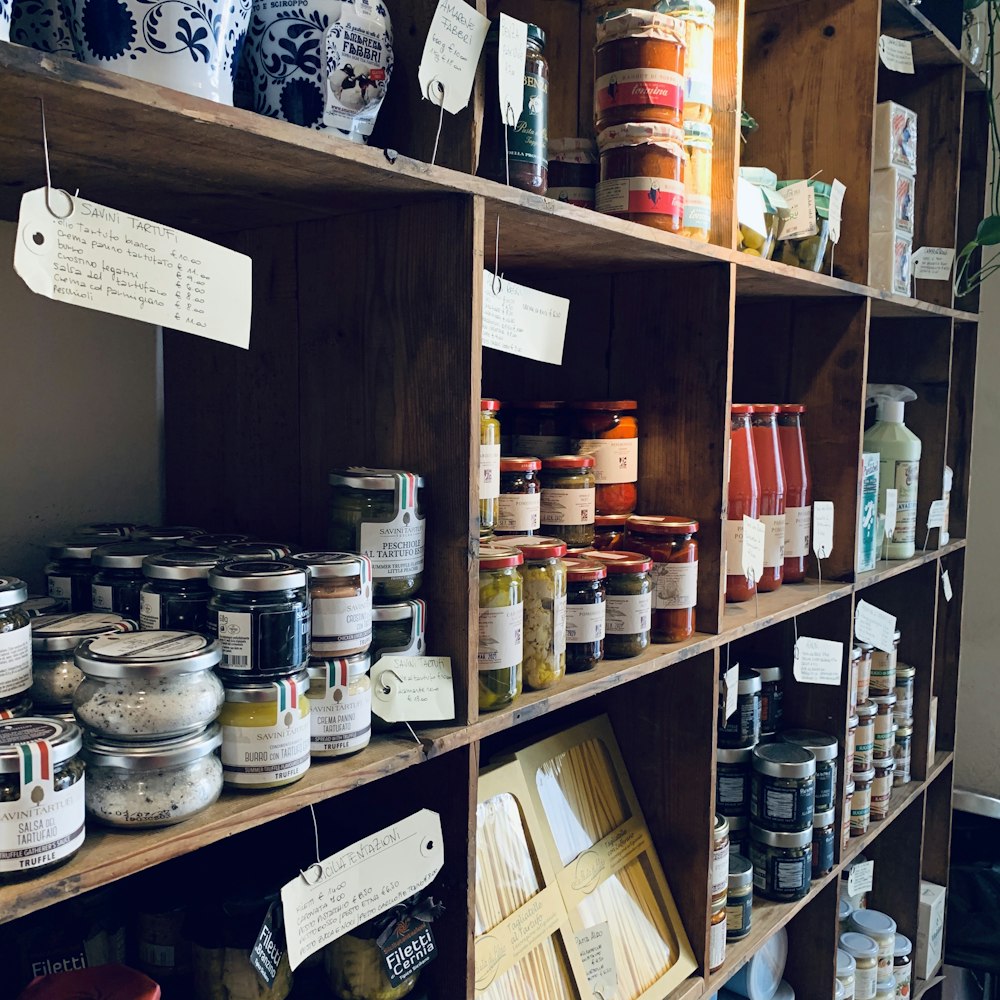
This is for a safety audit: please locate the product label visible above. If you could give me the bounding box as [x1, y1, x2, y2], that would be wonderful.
[784, 505, 812, 558]
[709, 915, 726, 969]
[138, 941, 175, 969]
[311, 595, 373, 652]
[480, 443, 501, 500]
[139, 590, 161, 630]
[651, 561, 698, 610]
[211, 610, 307, 675]
[711, 844, 729, 896]
[222, 701, 310, 786]
[682, 193, 711, 232]
[214, 610, 252, 669]
[605, 592, 651, 635]
[359, 511, 426, 580]
[510, 433, 569, 458]
[724, 695, 759, 743]
[311, 667, 372, 753]
[554, 593, 567, 655]
[574, 437, 638, 485]
[566, 602, 606, 644]
[509, 69, 548, 167]
[887, 460, 919, 544]
[47, 575, 73, 602]
[496, 492, 540, 532]
[380, 918, 438, 987]
[91, 583, 113, 611]
[855, 964, 877, 999]
[762, 513, 786, 568]
[775, 857, 807, 892]
[726, 893, 751, 934]
[595, 68, 683, 112]
[548, 186, 595, 208]
[539, 487, 595, 527]
[764, 787, 797, 821]
[893, 965, 912, 998]
[717, 774, 746, 811]
[250, 900, 285, 989]
[477, 603, 523, 672]
[596, 177, 684, 219]
[0, 626, 31, 699]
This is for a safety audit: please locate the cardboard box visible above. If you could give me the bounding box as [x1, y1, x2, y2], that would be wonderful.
[917, 880, 947, 978]
[857, 452, 881, 572]
[871, 167, 915, 235]
[874, 101, 918, 173]
[870, 230, 913, 296]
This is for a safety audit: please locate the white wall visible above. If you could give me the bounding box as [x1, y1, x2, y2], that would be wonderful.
[0, 221, 162, 593]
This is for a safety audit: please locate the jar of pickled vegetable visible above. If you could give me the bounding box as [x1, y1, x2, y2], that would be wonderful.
[624, 515, 699, 641]
[497, 457, 542, 536]
[777, 404, 812, 583]
[681, 120, 712, 240]
[478, 546, 524, 711]
[481, 399, 502, 532]
[572, 400, 639, 515]
[46, 537, 104, 612]
[776, 179, 832, 272]
[750, 405, 786, 593]
[508, 401, 570, 457]
[371, 599, 426, 662]
[726, 405, 760, 603]
[564, 558, 606, 672]
[587, 550, 652, 658]
[540, 455, 596, 546]
[737, 167, 784, 259]
[329, 468, 426, 600]
[657, 0, 714, 121]
[548, 139, 598, 208]
[593, 514, 629, 551]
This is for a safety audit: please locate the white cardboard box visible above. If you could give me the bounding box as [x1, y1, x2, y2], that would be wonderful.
[871, 167, 915, 235]
[874, 100, 918, 173]
[917, 880, 947, 978]
[870, 230, 913, 296]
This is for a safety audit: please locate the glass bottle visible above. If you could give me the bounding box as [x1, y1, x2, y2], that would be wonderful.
[726, 405, 760, 603]
[750, 405, 785, 592]
[777, 404, 812, 583]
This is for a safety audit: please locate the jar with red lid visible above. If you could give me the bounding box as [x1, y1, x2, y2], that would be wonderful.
[593, 514, 629, 551]
[481, 399, 502, 533]
[540, 455, 597, 547]
[726, 405, 761, 603]
[549, 138, 598, 208]
[594, 9, 686, 131]
[508, 401, 570, 458]
[750, 405, 786, 592]
[478, 545, 525, 712]
[572, 400, 639, 515]
[587, 550, 652, 658]
[624, 515, 699, 641]
[564, 558, 607, 671]
[777, 404, 812, 583]
[498, 457, 542, 535]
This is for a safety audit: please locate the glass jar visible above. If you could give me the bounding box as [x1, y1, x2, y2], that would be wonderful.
[0, 717, 85, 880]
[812, 807, 836, 878]
[872, 693, 898, 760]
[850, 910, 897, 973]
[657, 0, 714, 120]
[0, 694, 32, 720]
[586, 550, 652, 659]
[30, 611, 136, 709]
[893, 934, 912, 998]
[324, 926, 420, 1000]
[219, 671, 310, 789]
[220, 541, 294, 561]
[717, 745, 752, 815]
[291, 552, 373, 657]
[480, 399, 502, 532]
[849, 646, 861, 715]
[681, 120, 712, 240]
[207, 560, 310, 678]
[540, 455, 596, 546]
[709, 896, 727, 972]
[573, 400, 639, 515]
[777, 404, 812, 583]
[841, 932, 879, 1000]
[727, 853, 753, 940]
[593, 514, 629, 551]
[178, 533, 249, 551]
[22, 596, 69, 618]
[776, 179, 833, 272]
[548, 138, 598, 208]
[750, 742, 816, 832]
[719, 669, 761, 749]
[91, 541, 172, 618]
[140, 550, 219, 633]
[76, 521, 137, 539]
[876, 976, 896, 1000]
[478, 546, 524, 712]
[74, 631, 225, 740]
[594, 9, 686, 131]
[508, 401, 570, 458]
[497, 457, 542, 535]
[0, 578, 32, 701]
[846, 713, 859, 775]
[307, 652, 371, 758]
[596, 122, 685, 232]
[728, 813, 749, 856]
[749, 824, 811, 902]
[329, 468, 426, 600]
[855, 701, 876, 772]
[870, 629, 900, 697]
[843, 779, 855, 850]
[894, 664, 915, 719]
[624, 515, 699, 641]
[726, 405, 761, 603]
[856, 643, 873, 704]
[837, 948, 857, 1000]
[750, 405, 786, 592]
[779, 729, 838, 813]
[871, 758, 894, 821]
[851, 767, 875, 837]
[564, 558, 607, 672]
[893, 722, 912, 785]
[83, 724, 223, 828]
[46, 537, 105, 612]
[757, 665, 783, 738]
[371, 600, 426, 662]
[132, 526, 203, 543]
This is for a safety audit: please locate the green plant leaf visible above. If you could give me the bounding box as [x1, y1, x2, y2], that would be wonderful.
[965, 0, 985, 11]
[976, 214, 1000, 245]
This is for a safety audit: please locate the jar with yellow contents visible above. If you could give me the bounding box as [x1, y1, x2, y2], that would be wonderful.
[681, 120, 712, 240]
[481, 399, 502, 532]
[478, 546, 524, 712]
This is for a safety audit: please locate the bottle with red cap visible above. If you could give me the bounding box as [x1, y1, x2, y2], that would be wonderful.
[749, 405, 786, 592]
[777, 404, 812, 583]
[726, 405, 761, 603]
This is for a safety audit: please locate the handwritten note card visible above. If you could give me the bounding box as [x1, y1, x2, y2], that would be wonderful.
[482, 271, 569, 365]
[741, 517, 765, 584]
[813, 501, 835, 559]
[371, 656, 455, 723]
[575, 923, 618, 1000]
[879, 35, 915, 73]
[794, 637, 844, 686]
[912, 247, 956, 280]
[418, 0, 490, 114]
[498, 14, 528, 125]
[884, 489, 898, 539]
[855, 599, 897, 652]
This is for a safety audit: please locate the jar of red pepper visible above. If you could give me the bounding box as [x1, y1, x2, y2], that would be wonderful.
[508, 401, 570, 458]
[749, 405, 786, 593]
[726, 405, 761, 603]
[572, 400, 639, 515]
[777, 404, 812, 583]
[593, 514, 629, 551]
[624, 515, 698, 641]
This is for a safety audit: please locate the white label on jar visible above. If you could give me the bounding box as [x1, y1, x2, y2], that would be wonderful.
[311, 682, 372, 753]
[0, 773, 85, 872]
[222, 711, 310, 785]
[575, 438, 638, 485]
[724, 519, 743, 577]
[718, 775, 745, 808]
[763, 514, 786, 568]
[47, 575, 73, 601]
[497, 492, 541, 532]
[784, 505, 812, 558]
[0, 626, 31, 698]
[711, 844, 729, 896]
[683, 194, 711, 232]
[480, 442, 501, 500]
[566, 602, 606, 644]
[512, 434, 568, 458]
[893, 963, 911, 997]
[139, 590, 161, 630]
[776, 859, 806, 891]
[606, 592, 651, 635]
[886, 460, 919, 545]
[216, 610, 253, 671]
[554, 593, 567, 655]
[709, 914, 726, 970]
[311, 595, 373, 651]
[651, 562, 698, 611]
[359, 512, 426, 580]
[854, 964, 877, 1000]
[540, 487, 595, 526]
[764, 787, 796, 820]
[477, 603, 523, 672]
[87, 631, 207, 657]
[139, 941, 176, 969]
[91, 583, 113, 611]
[548, 186, 594, 206]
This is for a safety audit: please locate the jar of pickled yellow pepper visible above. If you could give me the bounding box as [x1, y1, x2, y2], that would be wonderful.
[478, 545, 524, 712]
[681, 120, 712, 240]
[657, 0, 715, 122]
[481, 399, 502, 532]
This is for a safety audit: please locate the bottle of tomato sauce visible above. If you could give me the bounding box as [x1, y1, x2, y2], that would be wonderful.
[750, 405, 786, 592]
[777, 404, 812, 583]
[726, 405, 760, 603]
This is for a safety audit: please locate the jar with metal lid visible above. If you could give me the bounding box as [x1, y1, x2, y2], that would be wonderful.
[680, 122, 711, 240]
[709, 895, 727, 971]
[872, 693, 898, 760]
[74, 631, 225, 740]
[843, 779, 855, 850]
[750, 404, 786, 592]
[719, 668, 761, 749]
[371, 599, 426, 661]
[838, 948, 857, 1000]
[83, 724, 223, 827]
[870, 630, 900, 696]
[876, 976, 896, 1000]
[841, 932, 879, 1000]
[207, 560, 310, 677]
[478, 546, 524, 711]
[178, 533, 250, 551]
[46, 538, 105, 611]
[840, 896, 855, 932]
[812, 808, 835, 878]
[219, 671, 310, 789]
[76, 521, 137, 539]
[594, 9, 686, 131]
[717, 745, 752, 815]
[749, 824, 812, 902]
[564, 558, 607, 672]
[871, 758, 894, 821]
[596, 122, 686, 232]
[836, 980, 848, 1000]
[856, 643, 873, 704]
[593, 514, 629, 551]
[849, 646, 861, 715]
[894, 664, 915, 719]
[91, 541, 173, 618]
[307, 652, 371, 757]
[480, 399, 502, 532]
[585, 550, 651, 659]
[851, 767, 875, 836]
[498, 457, 542, 535]
[572, 400, 639, 515]
[508, 401, 570, 458]
[329, 468, 426, 599]
[780, 729, 838, 812]
[855, 701, 877, 771]
[624, 515, 699, 641]
[0, 717, 85, 879]
[750, 742, 816, 832]
[657, 0, 714, 120]
[140, 550, 219, 633]
[846, 713, 859, 774]
[0, 578, 32, 701]
[727, 813, 749, 855]
[757, 665, 783, 739]
[548, 138, 598, 208]
[711, 813, 730, 901]
[0, 693, 32, 720]
[727, 853, 753, 940]
[291, 552, 373, 657]
[30, 612, 137, 708]
[540, 455, 597, 546]
[726, 404, 760, 603]
[22, 596, 69, 618]
[133, 526, 204, 542]
[893, 934, 912, 998]
[850, 911, 897, 972]
[220, 541, 293, 561]
[893, 722, 912, 785]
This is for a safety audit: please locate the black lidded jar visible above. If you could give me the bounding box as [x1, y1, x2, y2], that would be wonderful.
[91, 541, 173, 618]
[141, 549, 220, 633]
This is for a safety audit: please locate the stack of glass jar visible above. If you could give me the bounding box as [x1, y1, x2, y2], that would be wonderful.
[837, 898, 913, 1000]
[889, 633, 915, 790]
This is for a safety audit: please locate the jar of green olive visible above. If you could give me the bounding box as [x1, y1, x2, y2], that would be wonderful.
[329, 468, 426, 600]
[481, 400, 502, 532]
[478, 546, 524, 712]
[587, 550, 652, 659]
[564, 558, 607, 672]
[540, 455, 597, 547]
[0, 578, 31, 702]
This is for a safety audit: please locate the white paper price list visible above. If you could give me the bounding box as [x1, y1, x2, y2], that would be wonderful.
[173, 254, 210, 328]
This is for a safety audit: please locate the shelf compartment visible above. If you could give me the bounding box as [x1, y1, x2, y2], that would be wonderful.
[947, 325, 978, 539]
[879, 0, 984, 84]
[855, 538, 966, 590]
[934, 548, 964, 754]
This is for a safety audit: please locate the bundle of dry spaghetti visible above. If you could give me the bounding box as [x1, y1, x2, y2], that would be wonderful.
[534, 736, 679, 1000]
[475, 791, 578, 1000]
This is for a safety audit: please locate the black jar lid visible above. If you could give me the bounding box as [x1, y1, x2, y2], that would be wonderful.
[209, 560, 307, 592]
[76, 631, 221, 678]
[178, 533, 250, 551]
[751, 742, 816, 778]
[749, 823, 812, 849]
[84, 724, 222, 769]
[780, 729, 839, 762]
[93, 541, 173, 569]
[0, 577, 28, 609]
[143, 550, 221, 581]
[32, 612, 135, 652]
[0, 717, 82, 770]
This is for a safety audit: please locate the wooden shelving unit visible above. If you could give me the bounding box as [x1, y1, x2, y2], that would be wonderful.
[0, 0, 985, 992]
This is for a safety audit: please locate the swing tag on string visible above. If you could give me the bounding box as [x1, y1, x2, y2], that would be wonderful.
[371, 655, 455, 723]
[418, 0, 489, 117]
[812, 501, 834, 588]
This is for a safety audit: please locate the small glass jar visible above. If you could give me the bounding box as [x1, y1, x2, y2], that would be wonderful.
[0, 578, 32, 701]
[757, 665, 783, 739]
[843, 779, 855, 851]
[74, 631, 225, 740]
[894, 664, 916, 719]
[325, 925, 420, 1000]
[83, 724, 223, 828]
[76, 521, 137, 539]
[750, 742, 816, 833]
[871, 758, 894, 821]
[46, 538, 105, 612]
[855, 701, 877, 772]
[497, 458, 542, 535]
[329, 468, 426, 600]
[132, 526, 203, 543]
[586, 550, 652, 659]
[719, 669, 762, 749]
[0, 716, 85, 881]
[681, 120, 712, 240]
[850, 910, 897, 973]
[840, 897, 854, 932]
[749, 824, 812, 902]
[624, 515, 699, 641]
[812, 807, 836, 878]
[140, 550, 219, 633]
[371, 600, 426, 662]
[178, 533, 249, 551]
[780, 729, 838, 813]
[219, 671, 310, 789]
[841, 932, 879, 1000]
[870, 630, 900, 697]
[775, 180, 833, 272]
[508, 401, 570, 458]
[709, 896, 727, 972]
[478, 546, 524, 712]
[572, 400, 639, 515]
[22, 595, 69, 618]
[851, 767, 875, 837]
[307, 652, 371, 758]
[726, 853, 753, 941]
[846, 713, 859, 775]
[540, 455, 597, 547]
[548, 138, 598, 208]
[893, 723, 912, 785]
[893, 934, 912, 998]
[0, 694, 33, 720]
[837, 948, 857, 1000]
[291, 552, 373, 657]
[872, 693, 898, 761]
[876, 976, 896, 1000]
[717, 745, 752, 815]
[727, 813, 749, 856]
[849, 646, 861, 715]
[564, 558, 607, 672]
[593, 514, 629, 551]
[208, 560, 310, 678]
[711, 813, 730, 901]
[856, 643, 873, 704]
[480, 399, 502, 532]
[91, 541, 172, 618]
[220, 541, 294, 561]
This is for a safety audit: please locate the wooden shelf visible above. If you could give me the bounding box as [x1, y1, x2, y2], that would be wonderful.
[856, 539, 966, 590]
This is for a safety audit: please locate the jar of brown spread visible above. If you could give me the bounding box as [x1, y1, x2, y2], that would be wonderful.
[548, 138, 598, 208]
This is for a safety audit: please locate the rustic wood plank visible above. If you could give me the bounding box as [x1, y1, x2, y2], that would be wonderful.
[946, 325, 977, 539]
[933, 550, 963, 752]
[714, 0, 743, 248]
[956, 89, 989, 314]
[782, 880, 840, 996]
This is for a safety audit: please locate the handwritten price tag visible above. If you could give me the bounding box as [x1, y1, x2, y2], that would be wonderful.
[847, 859, 875, 897]
[855, 599, 897, 652]
[575, 923, 618, 1000]
[497, 14, 527, 126]
[912, 246, 955, 280]
[372, 656, 455, 723]
[741, 517, 765, 585]
[941, 570, 953, 602]
[878, 35, 914, 73]
[418, 0, 490, 114]
[482, 271, 569, 365]
[793, 637, 844, 685]
[927, 499, 947, 530]
[724, 663, 739, 721]
[813, 501, 835, 559]
[884, 489, 898, 539]
[829, 179, 847, 245]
